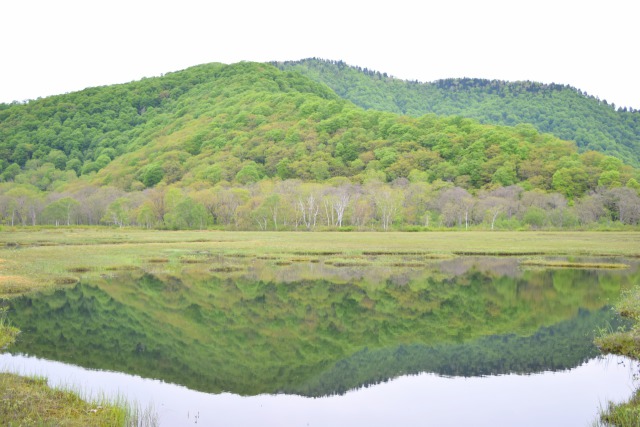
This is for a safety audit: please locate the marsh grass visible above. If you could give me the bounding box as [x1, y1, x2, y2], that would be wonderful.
[256, 255, 279, 260]
[522, 260, 630, 269]
[0, 373, 157, 427]
[1, 308, 155, 426]
[54, 277, 80, 285]
[324, 257, 371, 267]
[67, 267, 94, 273]
[595, 391, 640, 427]
[0, 281, 33, 296]
[362, 251, 450, 258]
[179, 257, 210, 264]
[595, 284, 640, 425]
[225, 252, 253, 258]
[146, 258, 170, 263]
[0, 229, 639, 296]
[0, 307, 19, 350]
[388, 262, 426, 268]
[210, 266, 244, 273]
[293, 251, 345, 256]
[454, 251, 546, 256]
[105, 265, 142, 272]
[289, 256, 317, 263]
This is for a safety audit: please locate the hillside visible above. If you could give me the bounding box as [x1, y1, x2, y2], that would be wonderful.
[274, 58, 640, 167]
[0, 61, 639, 230]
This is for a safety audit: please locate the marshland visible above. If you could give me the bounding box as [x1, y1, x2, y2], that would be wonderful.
[1, 229, 639, 425]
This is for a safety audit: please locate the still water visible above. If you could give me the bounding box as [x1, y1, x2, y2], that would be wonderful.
[2, 256, 639, 426]
[1, 353, 636, 427]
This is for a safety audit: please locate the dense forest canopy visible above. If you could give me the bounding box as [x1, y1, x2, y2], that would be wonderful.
[0, 61, 639, 230]
[274, 58, 640, 167]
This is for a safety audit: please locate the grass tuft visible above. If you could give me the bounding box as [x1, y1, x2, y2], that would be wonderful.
[0, 307, 19, 350]
[210, 266, 244, 273]
[68, 267, 93, 273]
[595, 285, 640, 425]
[54, 277, 79, 285]
[522, 260, 629, 269]
[324, 257, 371, 267]
[595, 390, 640, 426]
[0, 373, 157, 426]
[454, 251, 546, 256]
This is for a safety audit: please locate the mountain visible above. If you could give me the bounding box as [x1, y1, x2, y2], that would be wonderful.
[0, 61, 639, 230]
[273, 58, 640, 167]
[1, 61, 635, 192]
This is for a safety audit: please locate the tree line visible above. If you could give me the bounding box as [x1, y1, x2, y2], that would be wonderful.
[2, 178, 639, 230]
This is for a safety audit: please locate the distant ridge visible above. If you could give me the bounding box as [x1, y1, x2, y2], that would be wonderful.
[274, 58, 640, 167]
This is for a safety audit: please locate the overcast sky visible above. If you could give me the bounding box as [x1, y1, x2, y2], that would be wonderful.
[2, 0, 638, 109]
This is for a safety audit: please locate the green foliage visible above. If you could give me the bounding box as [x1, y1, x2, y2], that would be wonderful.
[164, 196, 208, 229]
[141, 163, 164, 188]
[102, 197, 131, 227]
[1, 60, 640, 232]
[235, 161, 262, 184]
[41, 197, 80, 226]
[552, 167, 589, 199]
[627, 178, 640, 193]
[1, 60, 636, 196]
[523, 207, 546, 228]
[1, 163, 20, 181]
[599, 170, 622, 188]
[275, 58, 640, 167]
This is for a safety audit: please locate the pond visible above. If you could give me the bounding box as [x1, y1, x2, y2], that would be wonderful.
[2, 256, 639, 426]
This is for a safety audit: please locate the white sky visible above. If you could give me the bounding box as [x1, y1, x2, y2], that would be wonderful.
[2, 0, 639, 109]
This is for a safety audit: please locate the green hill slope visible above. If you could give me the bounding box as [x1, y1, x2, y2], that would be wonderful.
[274, 58, 640, 167]
[1, 61, 639, 230]
[1, 61, 636, 192]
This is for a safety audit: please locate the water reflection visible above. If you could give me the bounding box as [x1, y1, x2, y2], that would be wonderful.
[5, 257, 638, 397]
[0, 353, 636, 427]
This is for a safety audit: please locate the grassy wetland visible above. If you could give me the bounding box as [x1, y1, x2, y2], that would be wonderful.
[1, 228, 640, 425]
[0, 229, 639, 297]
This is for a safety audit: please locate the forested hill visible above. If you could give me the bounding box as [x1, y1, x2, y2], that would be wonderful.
[1, 61, 639, 230]
[273, 58, 640, 167]
[0, 61, 637, 193]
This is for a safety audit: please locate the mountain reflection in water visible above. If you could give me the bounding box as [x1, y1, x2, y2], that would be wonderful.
[5, 256, 637, 397]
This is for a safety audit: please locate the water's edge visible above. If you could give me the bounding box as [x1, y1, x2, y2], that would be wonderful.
[1, 353, 636, 427]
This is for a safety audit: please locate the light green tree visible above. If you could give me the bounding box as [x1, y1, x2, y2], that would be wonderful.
[42, 197, 80, 226]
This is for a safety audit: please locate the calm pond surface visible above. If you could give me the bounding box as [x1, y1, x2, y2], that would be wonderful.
[2, 256, 640, 426]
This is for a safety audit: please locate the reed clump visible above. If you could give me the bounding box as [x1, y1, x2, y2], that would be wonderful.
[0, 307, 19, 350]
[595, 286, 640, 424]
[147, 258, 170, 263]
[67, 267, 93, 273]
[324, 257, 371, 267]
[210, 266, 244, 273]
[0, 373, 158, 426]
